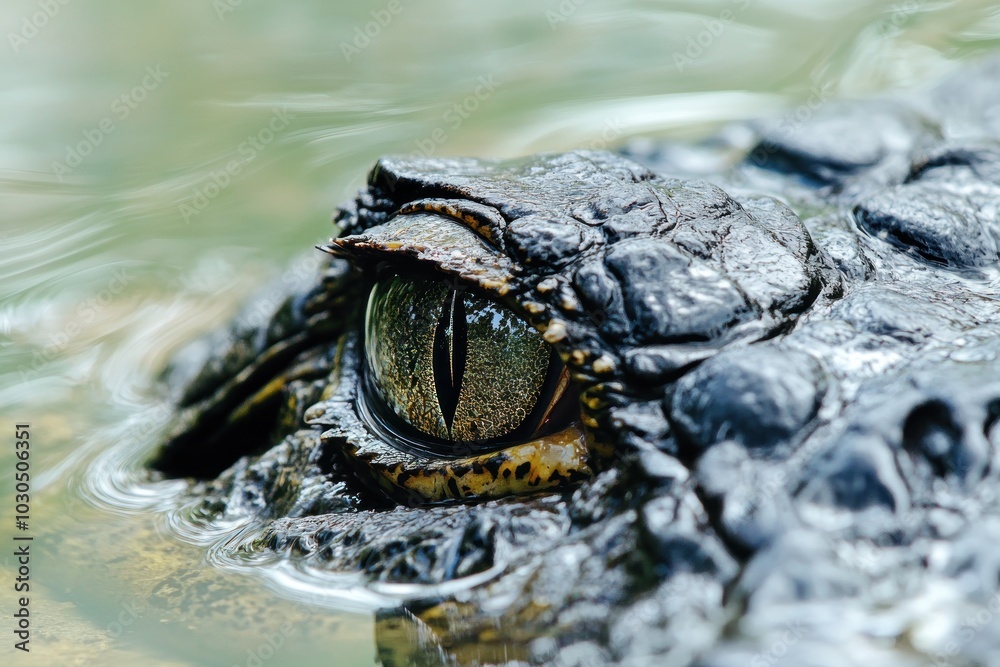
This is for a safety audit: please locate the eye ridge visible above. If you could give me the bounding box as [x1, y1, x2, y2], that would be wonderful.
[432, 287, 468, 437]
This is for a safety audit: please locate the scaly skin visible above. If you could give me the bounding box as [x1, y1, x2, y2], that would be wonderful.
[149, 56, 1000, 665]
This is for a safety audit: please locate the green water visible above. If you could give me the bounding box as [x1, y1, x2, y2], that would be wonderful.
[2, 0, 1000, 664]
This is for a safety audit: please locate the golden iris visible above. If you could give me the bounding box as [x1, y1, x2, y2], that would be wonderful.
[363, 273, 572, 454]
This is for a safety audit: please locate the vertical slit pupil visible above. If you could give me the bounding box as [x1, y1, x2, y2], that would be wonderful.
[433, 288, 467, 439]
[451, 290, 467, 420]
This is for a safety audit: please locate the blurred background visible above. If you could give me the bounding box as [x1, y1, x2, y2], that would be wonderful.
[1, 0, 999, 664]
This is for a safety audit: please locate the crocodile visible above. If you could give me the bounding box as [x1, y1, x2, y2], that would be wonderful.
[148, 55, 1000, 666]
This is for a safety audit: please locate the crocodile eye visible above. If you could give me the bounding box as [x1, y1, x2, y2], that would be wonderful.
[363, 273, 576, 456]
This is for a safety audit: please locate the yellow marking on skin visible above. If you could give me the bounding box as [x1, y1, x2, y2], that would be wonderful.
[536, 278, 558, 293]
[524, 301, 546, 315]
[542, 321, 567, 343]
[226, 372, 295, 428]
[586, 429, 615, 461]
[560, 295, 580, 311]
[398, 199, 505, 249]
[317, 337, 348, 403]
[592, 354, 616, 374]
[372, 425, 591, 502]
[479, 279, 509, 293]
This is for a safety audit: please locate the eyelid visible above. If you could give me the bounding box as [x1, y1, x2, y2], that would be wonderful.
[320, 211, 515, 297]
[348, 422, 592, 503]
[395, 198, 508, 251]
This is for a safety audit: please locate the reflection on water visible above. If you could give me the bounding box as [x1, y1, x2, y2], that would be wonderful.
[2, 0, 1000, 664]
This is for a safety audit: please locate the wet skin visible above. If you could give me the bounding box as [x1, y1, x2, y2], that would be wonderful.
[152, 56, 1000, 665]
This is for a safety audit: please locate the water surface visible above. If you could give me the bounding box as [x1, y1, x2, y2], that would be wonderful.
[2, 1, 1000, 664]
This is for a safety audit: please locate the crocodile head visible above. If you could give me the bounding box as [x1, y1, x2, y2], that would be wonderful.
[151, 56, 1000, 666]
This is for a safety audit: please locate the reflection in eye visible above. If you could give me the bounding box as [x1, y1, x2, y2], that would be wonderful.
[363, 273, 575, 455]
